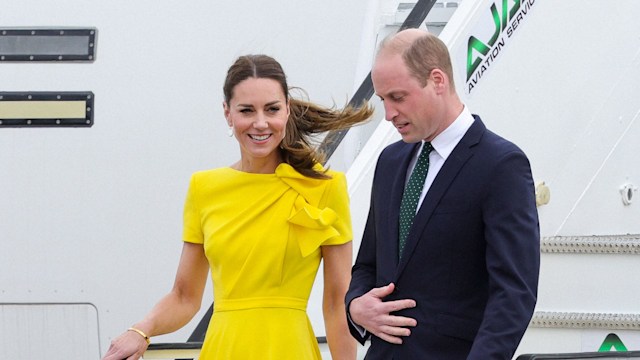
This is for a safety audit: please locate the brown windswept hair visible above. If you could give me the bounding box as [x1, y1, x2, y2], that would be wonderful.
[223, 54, 374, 179]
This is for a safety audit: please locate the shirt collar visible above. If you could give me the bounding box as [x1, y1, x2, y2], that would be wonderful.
[429, 105, 474, 161]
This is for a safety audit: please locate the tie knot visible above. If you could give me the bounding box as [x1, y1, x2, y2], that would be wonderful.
[422, 142, 433, 154]
[417, 142, 433, 164]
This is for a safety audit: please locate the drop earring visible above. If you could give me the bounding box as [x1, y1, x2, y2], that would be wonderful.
[227, 127, 233, 137]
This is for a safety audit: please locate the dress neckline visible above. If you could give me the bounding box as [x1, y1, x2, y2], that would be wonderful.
[224, 162, 291, 175]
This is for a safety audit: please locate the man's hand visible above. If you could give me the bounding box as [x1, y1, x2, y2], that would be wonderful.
[349, 283, 417, 344]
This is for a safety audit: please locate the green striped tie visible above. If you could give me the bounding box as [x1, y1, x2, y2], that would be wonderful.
[398, 142, 433, 259]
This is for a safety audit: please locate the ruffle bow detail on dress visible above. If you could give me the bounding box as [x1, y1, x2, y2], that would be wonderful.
[289, 196, 340, 257]
[276, 163, 349, 257]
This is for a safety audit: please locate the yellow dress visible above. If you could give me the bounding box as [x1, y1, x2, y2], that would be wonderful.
[182, 163, 352, 359]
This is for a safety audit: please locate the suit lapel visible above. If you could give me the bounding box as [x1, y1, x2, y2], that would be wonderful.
[395, 117, 486, 277]
[382, 142, 421, 267]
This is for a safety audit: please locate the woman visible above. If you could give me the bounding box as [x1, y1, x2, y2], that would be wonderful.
[102, 54, 373, 360]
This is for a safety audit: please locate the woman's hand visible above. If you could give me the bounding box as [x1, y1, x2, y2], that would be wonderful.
[101, 329, 149, 360]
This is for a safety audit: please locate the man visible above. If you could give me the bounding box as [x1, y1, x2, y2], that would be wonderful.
[346, 29, 540, 359]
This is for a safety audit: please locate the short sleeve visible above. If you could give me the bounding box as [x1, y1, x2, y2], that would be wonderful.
[182, 173, 204, 244]
[319, 171, 352, 246]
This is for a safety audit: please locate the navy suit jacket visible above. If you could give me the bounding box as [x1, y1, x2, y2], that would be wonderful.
[346, 116, 540, 360]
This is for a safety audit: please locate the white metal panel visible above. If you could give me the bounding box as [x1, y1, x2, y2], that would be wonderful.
[0, 303, 100, 360]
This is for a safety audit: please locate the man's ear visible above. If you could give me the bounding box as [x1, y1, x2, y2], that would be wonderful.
[430, 69, 446, 92]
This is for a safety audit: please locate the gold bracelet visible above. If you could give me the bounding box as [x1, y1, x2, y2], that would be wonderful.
[127, 327, 151, 345]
